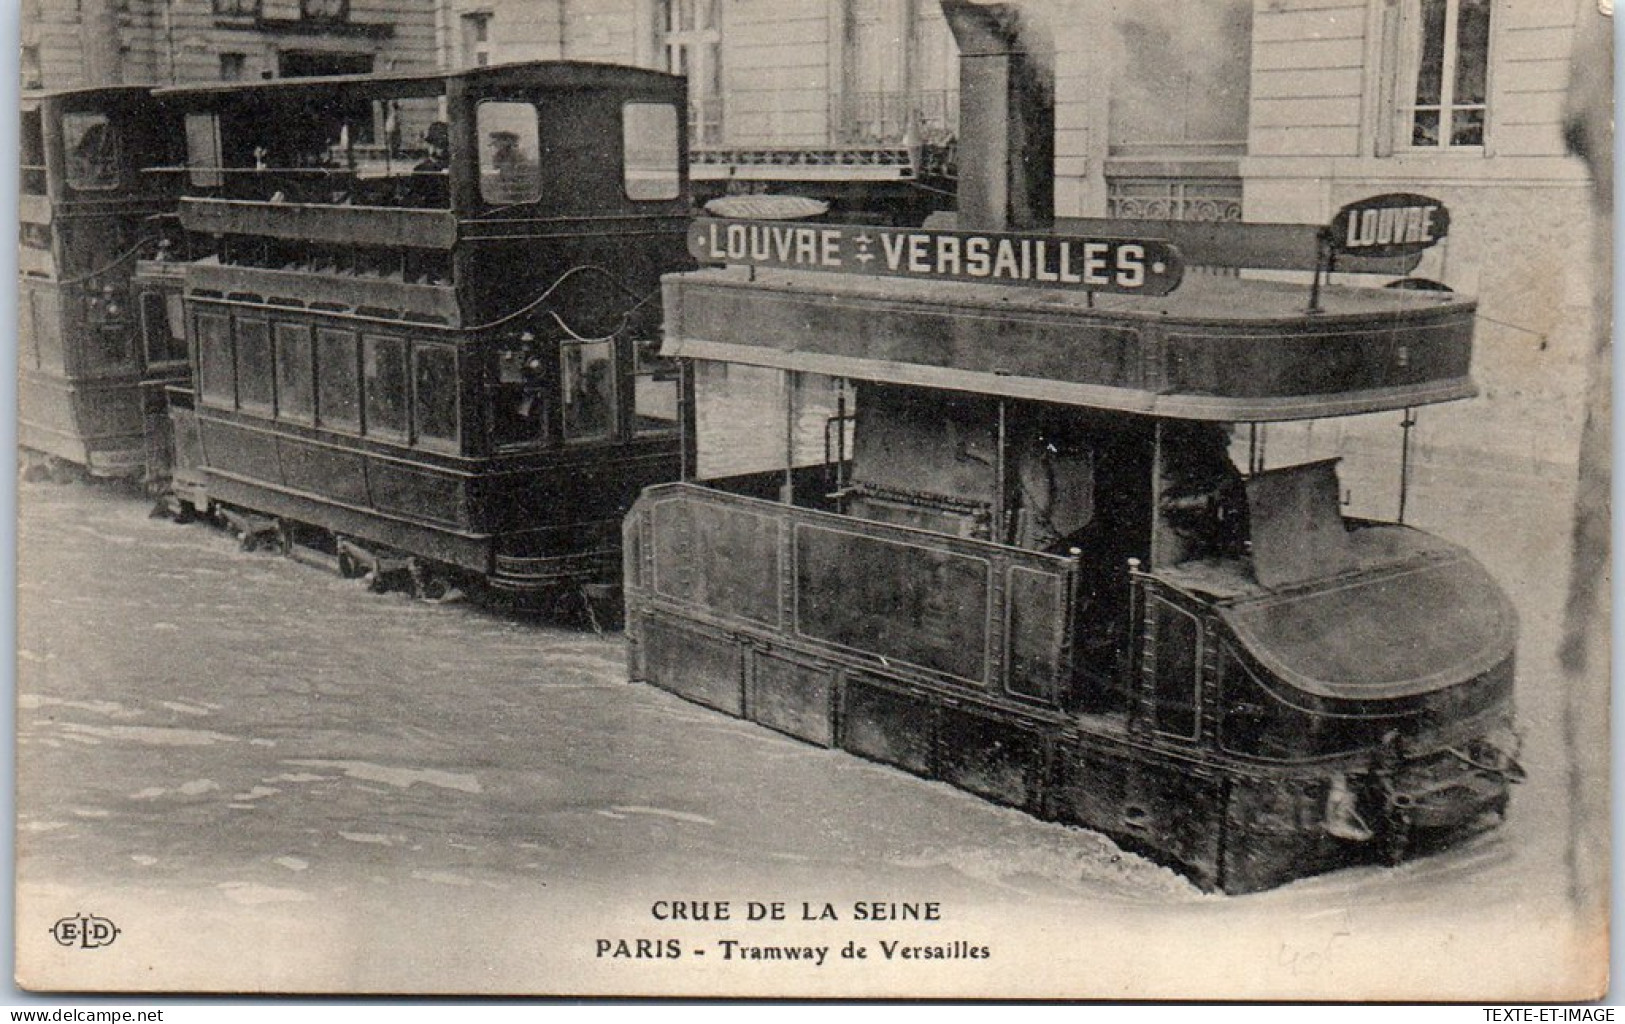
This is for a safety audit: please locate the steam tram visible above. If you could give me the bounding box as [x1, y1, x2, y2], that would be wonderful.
[154, 62, 690, 599]
[623, 4, 1521, 893]
[627, 228, 1523, 893]
[19, 86, 186, 482]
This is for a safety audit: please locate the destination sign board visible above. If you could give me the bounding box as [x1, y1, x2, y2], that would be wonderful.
[688, 217, 1185, 296]
[1327, 193, 1451, 258]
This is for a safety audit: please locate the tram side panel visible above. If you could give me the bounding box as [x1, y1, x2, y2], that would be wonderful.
[624, 481, 1081, 807]
[18, 276, 150, 476]
[168, 235, 687, 588]
[459, 229, 691, 589]
[154, 62, 693, 593]
[625, 478, 1519, 894]
[623, 483, 1239, 887]
[19, 209, 149, 475]
[18, 88, 187, 481]
[627, 287, 1519, 893]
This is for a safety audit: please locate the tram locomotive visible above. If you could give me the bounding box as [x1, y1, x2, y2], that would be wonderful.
[19, 86, 187, 483]
[623, 2, 1522, 893]
[152, 62, 690, 600]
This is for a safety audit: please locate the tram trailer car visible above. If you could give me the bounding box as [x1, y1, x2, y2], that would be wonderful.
[624, 2, 1523, 894]
[19, 86, 187, 483]
[155, 62, 691, 599]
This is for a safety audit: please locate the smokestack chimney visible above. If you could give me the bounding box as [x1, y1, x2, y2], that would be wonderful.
[940, 1, 1054, 232]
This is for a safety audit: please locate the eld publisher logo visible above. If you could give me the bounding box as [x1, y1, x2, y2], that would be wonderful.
[49, 914, 119, 949]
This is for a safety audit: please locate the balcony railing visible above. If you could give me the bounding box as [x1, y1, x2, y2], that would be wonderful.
[832, 89, 958, 147]
[1106, 179, 1242, 222]
[1104, 141, 1245, 223]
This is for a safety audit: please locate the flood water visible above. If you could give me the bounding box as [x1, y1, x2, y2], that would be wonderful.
[12, 456, 1605, 998]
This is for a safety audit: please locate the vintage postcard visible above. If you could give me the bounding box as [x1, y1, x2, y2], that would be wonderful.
[12, 0, 1611, 1001]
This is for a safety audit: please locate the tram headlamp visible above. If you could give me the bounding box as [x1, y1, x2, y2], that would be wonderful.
[514, 331, 545, 375]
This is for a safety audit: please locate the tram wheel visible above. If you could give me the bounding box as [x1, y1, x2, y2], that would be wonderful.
[417, 575, 451, 601]
[409, 561, 452, 601]
[337, 548, 366, 579]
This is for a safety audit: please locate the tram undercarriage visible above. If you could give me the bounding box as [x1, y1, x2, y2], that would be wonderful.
[625, 474, 1520, 894]
[160, 458, 633, 617]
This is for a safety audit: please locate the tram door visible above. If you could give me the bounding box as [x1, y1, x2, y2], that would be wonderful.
[134, 266, 189, 479]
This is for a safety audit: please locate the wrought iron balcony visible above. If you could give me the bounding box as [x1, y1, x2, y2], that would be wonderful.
[832, 89, 958, 147]
[1104, 140, 1245, 223]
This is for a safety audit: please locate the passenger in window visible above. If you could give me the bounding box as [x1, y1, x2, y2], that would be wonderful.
[401, 122, 450, 207]
[492, 334, 550, 447]
[1014, 434, 1094, 554]
[418, 123, 449, 170]
[566, 358, 612, 439]
[1156, 422, 1248, 564]
[486, 129, 537, 204]
[69, 121, 120, 188]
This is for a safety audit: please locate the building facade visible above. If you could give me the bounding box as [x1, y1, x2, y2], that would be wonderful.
[22, 0, 438, 89]
[433, 1, 959, 146]
[24, 0, 1600, 468]
[1237, 0, 1597, 471]
[444, 0, 1594, 470]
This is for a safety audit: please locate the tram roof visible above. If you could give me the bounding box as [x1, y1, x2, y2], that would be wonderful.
[21, 84, 161, 111]
[152, 60, 683, 103]
[663, 268, 1481, 422]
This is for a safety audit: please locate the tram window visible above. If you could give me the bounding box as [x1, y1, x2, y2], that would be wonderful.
[164, 294, 189, 361]
[95, 320, 133, 368]
[490, 338, 550, 450]
[186, 114, 224, 189]
[562, 341, 614, 443]
[362, 334, 408, 439]
[412, 344, 459, 448]
[21, 112, 46, 194]
[632, 336, 679, 436]
[315, 328, 361, 431]
[19, 296, 39, 371]
[62, 113, 120, 190]
[477, 102, 541, 206]
[30, 295, 65, 375]
[622, 103, 680, 201]
[1013, 436, 1095, 552]
[139, 292, 189, 367]
[275, 323, 315, 423]
[234, 317, 274, 411]
[197, 312, 236, 406]
[1148, 597, 1201, 740]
